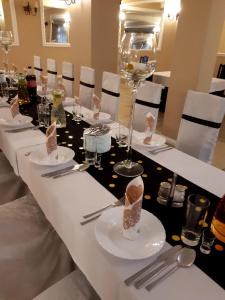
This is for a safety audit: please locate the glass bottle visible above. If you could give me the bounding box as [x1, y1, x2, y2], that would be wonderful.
[18, 73, 30, 105]
[51, 78, 66, 128]
[211, 195, 225, 243]
[26, 66, 37, 103]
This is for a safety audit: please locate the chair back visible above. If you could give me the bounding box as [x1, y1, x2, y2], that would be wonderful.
[33, 56, 42, 84]
[47, 58, 57, 89]
[62, 61, 74, 97]
[217, 64, 225, 79]
[101, 71, 120, 121]
[176, 90, 225, 163]
[133, 81, 162, 131]
[79, 66, 95, 109]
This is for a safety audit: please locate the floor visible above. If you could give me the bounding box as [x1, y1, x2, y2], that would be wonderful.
[118, 81, 225, 170]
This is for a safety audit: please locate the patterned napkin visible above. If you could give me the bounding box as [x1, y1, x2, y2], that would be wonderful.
[10, 99, 20, 119]
[46, 122, 58, 160]
[92, 94, 101, 120]
[123, 176, 144, 240]
[143, 112, 155, 144]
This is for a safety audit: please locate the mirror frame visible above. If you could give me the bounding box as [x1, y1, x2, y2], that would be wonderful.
[40, 0, 71, 47]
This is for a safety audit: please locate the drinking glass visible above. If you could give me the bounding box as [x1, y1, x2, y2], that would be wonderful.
[181, 194, 210, 246]
[113, 32, 157, 177]
[72, 100, 82, 124]
[200, 229, 215, 254]
[84, 130, 96, 165]
[37, 104, 46, 127]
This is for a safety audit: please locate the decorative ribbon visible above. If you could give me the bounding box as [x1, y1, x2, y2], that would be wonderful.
[80, 81, 95, 88]
[62, 75, 75, 82]
[34, 67, 43, 72]
[47, 70, 57, 75]
[102, 88, 120, 98]
[136, 99, 160, 108]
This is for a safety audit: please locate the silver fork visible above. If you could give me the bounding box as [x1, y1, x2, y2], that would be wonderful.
[83, 199, 123, 219]
[149, 146, 173, 155]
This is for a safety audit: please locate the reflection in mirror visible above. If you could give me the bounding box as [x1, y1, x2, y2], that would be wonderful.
[0, 0, 19, 45]
[41, 0, 71, 46]
[120, 0, 165, 50]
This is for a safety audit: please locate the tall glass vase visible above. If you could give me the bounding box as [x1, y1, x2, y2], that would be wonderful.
[113, 32, 157, 177]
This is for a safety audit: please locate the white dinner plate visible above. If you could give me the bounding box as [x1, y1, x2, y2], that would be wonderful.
[0, 114, 33, 128]
[133, 133, 166, 148]
[95, 207, 165, 260]
[29, 146, 75, 166]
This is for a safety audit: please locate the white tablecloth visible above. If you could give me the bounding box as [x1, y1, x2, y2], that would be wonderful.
[153, 71, 225, 93]
[0, 106, 224, 300]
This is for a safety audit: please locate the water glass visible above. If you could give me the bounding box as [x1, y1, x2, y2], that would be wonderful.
[115, 123, 128, 147]
[181, 194, 210, 246]
[200, 229, 215, 254]
[37, 103, 45, 127]
[157, 182, 171, 205]
[84, 131, 96, 165]
[72, 101, 82, 124]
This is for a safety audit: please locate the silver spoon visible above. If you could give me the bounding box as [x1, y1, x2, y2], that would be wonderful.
[146, 248, 196, 291]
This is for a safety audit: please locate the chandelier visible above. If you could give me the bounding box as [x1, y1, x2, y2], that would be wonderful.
[63, 0, 76, 5]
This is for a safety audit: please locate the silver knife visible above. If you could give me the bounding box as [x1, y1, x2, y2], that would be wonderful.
[134, 246, 182, 289]
[52, 163, 89, 179]
[41, 165, 75, 177]
[150, 146, 173, 155]
[124, 245, 182, 286]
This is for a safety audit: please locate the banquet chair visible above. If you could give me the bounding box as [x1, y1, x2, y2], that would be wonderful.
[101, 71, 120, 121]
[176, 90, 225, 163]
[133, 81, 163, 132]
[34, 269, 100, 300]
[33, 55, 42, 84]
[62, 61, 75, 97]
[0, 193, 74, 300]
[77, 66, 95, 109]
[0, 151, 28, 205]
[47, 58, 57, 89]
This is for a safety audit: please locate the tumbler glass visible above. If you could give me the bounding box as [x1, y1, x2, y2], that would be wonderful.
[181, 194, 210, 246]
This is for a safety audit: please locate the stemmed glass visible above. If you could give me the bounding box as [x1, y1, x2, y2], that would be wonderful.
[113, 32, 157, 177]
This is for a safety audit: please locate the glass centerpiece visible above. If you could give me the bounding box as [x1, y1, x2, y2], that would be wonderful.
[113, 31, 157, 177]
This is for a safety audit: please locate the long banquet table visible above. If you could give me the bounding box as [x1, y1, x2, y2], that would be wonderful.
[0, 103, 225, 300]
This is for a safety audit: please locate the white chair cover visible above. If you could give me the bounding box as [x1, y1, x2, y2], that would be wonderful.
[0, 151, 28, 205]
[33, 55, 42, 84]
[101, 71, 120, 121]
[79, 66, 95, 109]
[176, 90, 225, 163]
[47, 58, 57, 89]
[62, 61, 74, 98]
[133, 81, 163, 132]
[0, 193, 74, 300]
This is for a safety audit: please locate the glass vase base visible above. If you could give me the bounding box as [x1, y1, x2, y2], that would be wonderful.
[113, 161, 144, 177]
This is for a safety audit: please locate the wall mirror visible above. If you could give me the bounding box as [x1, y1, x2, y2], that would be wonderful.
[40, 0, 71, 47]
[0, 0, 19, 45]
[120, 0, 165, 50]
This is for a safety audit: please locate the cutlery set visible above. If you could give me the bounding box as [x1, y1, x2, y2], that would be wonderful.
[80, 196, 125, 225]
[124, 246, 196, 292]
[41, 163, 89, 179]
[5, 125, 40, 133]
[149, 144, 173, 155]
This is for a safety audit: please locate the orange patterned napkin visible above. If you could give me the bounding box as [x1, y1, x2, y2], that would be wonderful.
[46, 122, 58, 160]
[143, 112, 155, 144]
[92, 94, 101, 120]
[123, 176, 144, 240]
[10, 99, 20, 118]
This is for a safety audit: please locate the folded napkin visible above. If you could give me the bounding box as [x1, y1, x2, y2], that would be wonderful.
[10, 99, 20, 119]
[46, 122, 58, 160]
[123, 176, 144, 240]
[143, 112, 155, 144]
[92, 94, 101, 120]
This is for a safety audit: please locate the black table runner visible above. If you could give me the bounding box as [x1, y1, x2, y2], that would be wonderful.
[20, 103, 225, 290]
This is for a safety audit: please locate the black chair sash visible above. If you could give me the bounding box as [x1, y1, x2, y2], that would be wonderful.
[34, 67, 42, 72]
[47, 70, 57, 75]
[182, 114, 221, 129]
[62, 75, 74, 82]
[102, 88, 120, 98]
[136, 99, 160, 109]
[80, 81, 95, 88]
